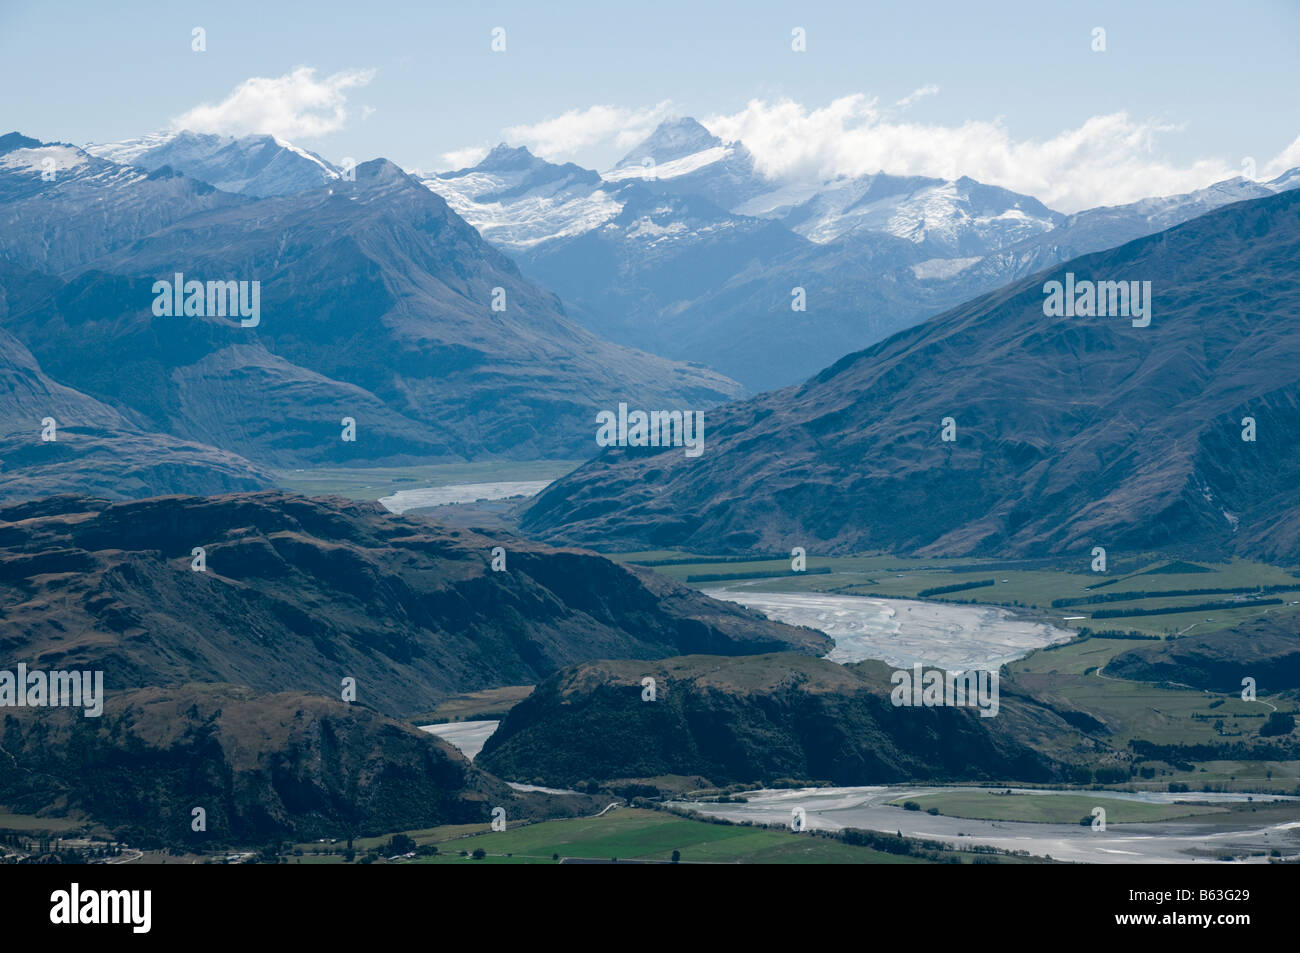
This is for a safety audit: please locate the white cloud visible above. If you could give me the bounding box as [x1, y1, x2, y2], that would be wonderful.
[171, 67, 376, 140]
[895, 84, 940, 109]
[439, 145, 490, 170]
[702, 95, 1286, 211]
[1262, 133, 1300, 178]
[502, 101, 675, 161]
[434, 92, 1299, 210]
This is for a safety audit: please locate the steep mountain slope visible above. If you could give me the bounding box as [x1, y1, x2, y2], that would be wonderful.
[0, 256, 455, 473]
[0, 492, 831, 720]
[0, 323, 129, 434]
[477, 654, 1090, 787]
[521, 188, 1300, 563]
[85, 129, 341, 196]
[0, 265, 274, 499]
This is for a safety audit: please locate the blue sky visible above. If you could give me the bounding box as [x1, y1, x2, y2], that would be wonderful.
[3, 0, 1298, 209]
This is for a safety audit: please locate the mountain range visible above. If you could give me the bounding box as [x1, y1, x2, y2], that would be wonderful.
[0, 132, 741, 501]
[85, 129, 342, 196]
[427, 117, 1300, 390]
[6, 119, 1299, 547]
[521, 186, 1300, 564]
[5, 114, 1298, 850]
[70, 120, 1299, 395]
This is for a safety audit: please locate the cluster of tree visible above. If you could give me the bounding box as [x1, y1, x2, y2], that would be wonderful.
[1260, 712, 1297, 737]
[1066, 764, 1133, 784]
[916, 579, 995, 598]
[1078, 627, 1161, 641]
[1092, 598, 1282, 619]
[609, 782, 662, 800]
[1129, 737, 1299, 761]
[899, 799, 941, 814]
[631, 555, 793, 567]
[833, 828, 966, 863]
[686, 567, 831, 582]
[1054, 584, 1297, 608]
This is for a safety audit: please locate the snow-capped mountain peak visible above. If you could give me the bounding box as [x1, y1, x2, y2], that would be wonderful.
[613, 117, 723, 170]
[82, 130, 176, 165]
[0, 132, 146, 203]
[1264, 166, 1300, 192]
[734, 170, 1064, 255]
[84, 130, 340, 196]
[602, 117, 769, 209]
[424, 147, 616, 249]
[0, 141, 90, 176]
[469, 143, 548, 173]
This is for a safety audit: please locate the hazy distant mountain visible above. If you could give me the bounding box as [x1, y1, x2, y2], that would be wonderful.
[430, 139, 813, 364]
[425, 143, 613, 248]
[428, 118, 1300, 391]
[85, 129, 341, 196]
[612, 116, 726, 170]
[521, 188, 1300, 563]
[750, 173, 1064, 256]
[604, 116, 770, 210]
[956, 169, 1300, 291]
[517, 182, 1057, 391]
[605, 118, 1064, 256]
[518, 183, 811, 358]
[431, 131, 964, 387]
